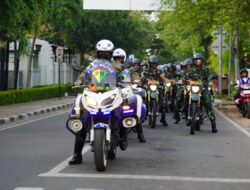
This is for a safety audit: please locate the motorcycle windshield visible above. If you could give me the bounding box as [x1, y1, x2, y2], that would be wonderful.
[84, 59, 117, 90]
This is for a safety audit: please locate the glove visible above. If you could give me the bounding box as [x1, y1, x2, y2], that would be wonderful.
[74, 80, 82, 86]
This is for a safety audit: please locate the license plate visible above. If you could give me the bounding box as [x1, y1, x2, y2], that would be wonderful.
[94, 123, 109, 129]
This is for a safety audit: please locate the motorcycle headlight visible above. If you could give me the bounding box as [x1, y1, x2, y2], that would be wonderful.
[132, 84, 137, 89]
[101, 94, 116, 106]
[166, 82, 171, 87]
[191, 86, 200, 93]
[186, 85, 191, 91]
[150, 84, 157, 91]
[86, 96, 98, 106]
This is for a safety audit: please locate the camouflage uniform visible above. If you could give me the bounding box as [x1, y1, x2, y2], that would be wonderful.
[142, 68, 168, 126]
[185, 65, 216, 123]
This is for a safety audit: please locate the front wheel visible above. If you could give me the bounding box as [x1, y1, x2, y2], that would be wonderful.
[151, 100, 157, 128]
[247, 102, 250, 119]
[94, 129, 107, 171]
[190, 102, 197, 135]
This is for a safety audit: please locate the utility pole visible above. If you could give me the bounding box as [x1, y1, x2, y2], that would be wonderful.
[228, 24, 233, 99]
[234, 24, 240, 81]
[218, 26, 223, 95]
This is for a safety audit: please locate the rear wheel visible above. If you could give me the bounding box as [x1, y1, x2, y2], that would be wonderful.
[94, 129, 107, 171]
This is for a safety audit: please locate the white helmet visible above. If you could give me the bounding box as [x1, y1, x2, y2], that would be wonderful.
[112, 48, 127, 62]
[96, 39, 114, 52]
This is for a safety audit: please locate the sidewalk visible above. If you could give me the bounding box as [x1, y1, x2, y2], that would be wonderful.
[213, 98, 234, 106]
[0, 96, 76, 125]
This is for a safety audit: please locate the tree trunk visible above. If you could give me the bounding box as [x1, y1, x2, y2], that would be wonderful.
[14, 40, 20, 89]
[4, 42, 9, 90]
[0, 41, 7, 91]
[26, 36, 37, 88]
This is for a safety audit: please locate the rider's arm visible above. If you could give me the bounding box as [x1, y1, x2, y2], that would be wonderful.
[160, 74, 169, 83]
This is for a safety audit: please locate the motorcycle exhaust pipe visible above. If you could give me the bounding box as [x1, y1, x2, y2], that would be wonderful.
[122, 117, 136, 128]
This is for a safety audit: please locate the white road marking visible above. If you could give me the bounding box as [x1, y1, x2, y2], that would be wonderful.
[14, 188, 44, 190]
[75, 189, 104, 190]
[39, 145, 91, 177]
[0, 111, 69, 132]
[37, 108, 250, 184]
[214, 107, 250, 137]
[41, 172, 250, 183]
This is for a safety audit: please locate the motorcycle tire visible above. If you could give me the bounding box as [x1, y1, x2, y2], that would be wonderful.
[94, 129, 107, 171]
[247, 102, 250, 119]
[151, 100, 157, 128]
[190, 102, 197, 135]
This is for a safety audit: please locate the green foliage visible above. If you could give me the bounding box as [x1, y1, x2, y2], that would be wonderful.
[0, 84, 72, 106]
[159, 0, 250, 69]
[63, 10, 154, 57]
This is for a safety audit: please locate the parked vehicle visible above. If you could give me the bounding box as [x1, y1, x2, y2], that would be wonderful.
[239, 84, 250, 118]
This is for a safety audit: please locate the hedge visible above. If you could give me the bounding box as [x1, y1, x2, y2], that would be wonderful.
[0, 84, 75, 106]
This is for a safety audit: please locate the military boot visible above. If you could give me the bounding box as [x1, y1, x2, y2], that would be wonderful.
[136, 124, 146, 143]
[160, 113, 168, 126]
[68, 154, 82, 165]
[174, 111, 180, 124]
[68, 136, 84, 165]
[211, 120, 218, 133]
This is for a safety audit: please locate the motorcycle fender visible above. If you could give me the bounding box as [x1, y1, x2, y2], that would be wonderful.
[94, 122, 109, 129]
[191, 94, 199, 101]
[151, 91, 158, 99]
[91, 124, 111, 142]
[106, 128, 111, 142]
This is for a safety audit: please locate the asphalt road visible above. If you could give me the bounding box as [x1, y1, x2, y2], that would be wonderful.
[0, 109, 250, 190]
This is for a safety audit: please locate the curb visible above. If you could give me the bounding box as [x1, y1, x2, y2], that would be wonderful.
[213, 99, 234, 106]
[0, 103, 73, 125]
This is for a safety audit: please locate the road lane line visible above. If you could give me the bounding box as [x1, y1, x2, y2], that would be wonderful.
[75, 189, 104, 190]
[39, 145, 91, 177]
[214, 107, 250, 137]
[0, 111, 69, 132]
[44, 173, 250, 183]
[14, 188, 44, 190]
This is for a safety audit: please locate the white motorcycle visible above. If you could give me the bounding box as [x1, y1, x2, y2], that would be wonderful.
[67, 60, 144, 171]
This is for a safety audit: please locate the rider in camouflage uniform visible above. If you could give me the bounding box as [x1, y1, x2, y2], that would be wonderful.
[184, 53, 217, 133]
[174, 59, 193, 123]
[141, 55, 169, 127]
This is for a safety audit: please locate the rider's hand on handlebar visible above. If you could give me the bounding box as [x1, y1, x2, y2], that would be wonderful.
[74, 80, 82, 87]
